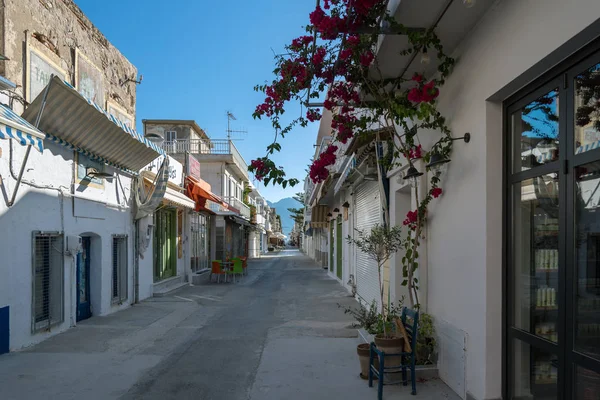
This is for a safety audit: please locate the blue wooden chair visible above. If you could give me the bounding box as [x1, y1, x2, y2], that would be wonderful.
[368, 308, 420, 398]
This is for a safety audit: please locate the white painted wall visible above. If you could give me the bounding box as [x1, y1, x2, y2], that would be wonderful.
[418, 1, 600, 399]
[0, 140, 136, 350]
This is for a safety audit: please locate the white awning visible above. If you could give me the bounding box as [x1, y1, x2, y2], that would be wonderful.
[0, 104, 44, 152]
[22, 76, 163, 172]
[163, 187, 195, 210]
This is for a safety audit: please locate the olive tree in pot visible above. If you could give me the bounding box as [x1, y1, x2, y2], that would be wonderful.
[347, 224, 405, 373]
[339, 300, 380, 379]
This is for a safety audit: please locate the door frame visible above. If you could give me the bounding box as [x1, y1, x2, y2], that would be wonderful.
[76, 236, 91, 322]
[330, 220, 334, 272]
[503, 36, 600, 399]
[336, 215, 343, 279]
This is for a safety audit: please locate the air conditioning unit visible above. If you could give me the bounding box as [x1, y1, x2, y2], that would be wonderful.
[66, 235, 83, 256]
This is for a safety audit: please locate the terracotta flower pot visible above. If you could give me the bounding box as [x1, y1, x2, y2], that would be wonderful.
[374, 334, 405, 382]
[357, 343, 378, 380]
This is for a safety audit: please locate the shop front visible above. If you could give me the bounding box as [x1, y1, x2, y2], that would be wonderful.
[505, 42, 600, 399]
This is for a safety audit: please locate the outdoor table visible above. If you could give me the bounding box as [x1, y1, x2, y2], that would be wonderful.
[221, 261, 233, 282]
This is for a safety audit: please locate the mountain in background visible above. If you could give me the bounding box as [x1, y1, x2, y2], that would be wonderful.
[267, 197, 302, 235]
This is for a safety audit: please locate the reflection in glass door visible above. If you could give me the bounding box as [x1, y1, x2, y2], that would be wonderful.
[508, 81, 563, 399]
[568, 55, 600, 398]
[506, 49, 600, 399]
[190, 213, 210, 273]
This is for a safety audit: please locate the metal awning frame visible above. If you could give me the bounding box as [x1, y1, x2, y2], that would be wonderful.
[6, 80, 51, 207]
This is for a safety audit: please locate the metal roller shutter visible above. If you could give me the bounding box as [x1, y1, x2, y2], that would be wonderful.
[354, 180, 382, 308]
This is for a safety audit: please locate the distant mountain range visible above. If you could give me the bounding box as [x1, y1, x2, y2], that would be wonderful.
[267, 197, 302, 235]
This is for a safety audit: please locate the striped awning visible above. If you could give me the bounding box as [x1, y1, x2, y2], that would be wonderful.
[311, 205, 329, 228]
[576, 140, 600, 154]
[163, 187, 195, 210]
[0, 104, 44, 152]
[22, 76, 164, 172]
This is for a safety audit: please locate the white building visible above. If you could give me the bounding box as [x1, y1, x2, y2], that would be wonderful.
[0, 0, 161, 353]
[306, 1, 600, 398]
[247, 184, 269, 258]
[144, 120, 252, 261]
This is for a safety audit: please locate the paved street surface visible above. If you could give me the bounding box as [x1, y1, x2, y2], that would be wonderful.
[0, 249, 459, 400]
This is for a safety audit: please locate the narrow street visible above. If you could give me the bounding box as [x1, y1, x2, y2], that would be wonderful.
[0, 250, 457, 400]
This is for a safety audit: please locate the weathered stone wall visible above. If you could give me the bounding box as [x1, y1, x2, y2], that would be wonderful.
[2, 0, 137, 117]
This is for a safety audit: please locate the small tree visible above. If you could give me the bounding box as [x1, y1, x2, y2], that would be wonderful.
[348, 224, 403, 337]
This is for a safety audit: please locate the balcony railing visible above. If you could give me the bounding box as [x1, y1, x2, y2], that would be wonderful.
[162, 139, 248, 180]
[224, 196, 251, 220]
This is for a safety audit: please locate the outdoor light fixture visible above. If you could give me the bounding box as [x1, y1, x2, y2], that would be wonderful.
[342, 201, 350, 208]
[144, 132, 164, 145]
[86, 167, 112, 179]
[333, 208, 340, 213]
[420, 49, 430, 65]
[403, 165, 423, 187]
[463, 0, 476, 8]
[327, 212, 333, 217]
[427, 133, 471, 175]
[426, 151, 451, 175]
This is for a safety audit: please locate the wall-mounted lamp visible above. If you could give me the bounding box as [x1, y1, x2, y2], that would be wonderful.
[333, 208, 340, 213]
[86, 167, 112, 180]
[426, 133, 471, 176]
[144, 132, 164, 145]
[342, 201, 350, 208]
[120, 74, 143, 87]
[327, 212, 333, 218]
[403, 165, 423, 188]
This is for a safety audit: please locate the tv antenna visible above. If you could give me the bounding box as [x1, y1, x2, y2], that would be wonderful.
[226, 111, 247, 141]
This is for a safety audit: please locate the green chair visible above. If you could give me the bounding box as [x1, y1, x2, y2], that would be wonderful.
[227, 258, 244, 283]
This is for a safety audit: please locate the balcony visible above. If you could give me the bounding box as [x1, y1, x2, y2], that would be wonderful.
[223, 196, 251, 220]
[162, 139, 249, 182]
[331, 139, 351, 176]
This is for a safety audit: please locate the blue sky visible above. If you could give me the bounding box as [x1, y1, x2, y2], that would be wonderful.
[76, 0, 318, 202]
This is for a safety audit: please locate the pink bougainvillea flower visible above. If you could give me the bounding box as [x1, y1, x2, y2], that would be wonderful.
[412, 73, 423, 83]
[359, 51, 374, 66]
[408, 144, 423, 160]
[407, 87, 423, 103]
[306, 109, 322, 122]
[309, 6, 326, 26]
[421, 81, 440, 102]
[346, 35, 360, 47]
[340, 48, 353, 60]
[403, 210, 418, 230]
[431, 187, 443, 198]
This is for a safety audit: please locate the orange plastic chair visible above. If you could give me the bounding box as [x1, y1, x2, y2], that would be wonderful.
[240, 256, 248, 275]
[210, 260, 226, 283]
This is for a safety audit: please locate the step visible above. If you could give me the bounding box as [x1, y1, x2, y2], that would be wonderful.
[153, 276, 187, 297]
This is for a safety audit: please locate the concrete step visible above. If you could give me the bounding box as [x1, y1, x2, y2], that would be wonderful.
[152, 276, 187, 297]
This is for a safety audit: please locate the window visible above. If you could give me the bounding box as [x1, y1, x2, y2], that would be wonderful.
[112, 235, 128, 304]
[32, 232, 64, 332]
[165, 130, 177, 142]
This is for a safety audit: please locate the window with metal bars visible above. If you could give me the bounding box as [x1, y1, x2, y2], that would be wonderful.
[112, 235, 128, 304]
[32, 232, 64, 333]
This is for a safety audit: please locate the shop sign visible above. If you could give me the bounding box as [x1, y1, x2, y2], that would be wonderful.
[187, 155, 201, 180]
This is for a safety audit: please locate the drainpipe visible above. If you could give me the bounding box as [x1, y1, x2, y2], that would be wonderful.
[133, 214, 139, 304]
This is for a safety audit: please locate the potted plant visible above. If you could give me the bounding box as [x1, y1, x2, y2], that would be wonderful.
[339, 300, 380, 379]
[347, 224, 405, 374]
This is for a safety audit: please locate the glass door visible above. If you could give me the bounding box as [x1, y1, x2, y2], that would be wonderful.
[565, 55, 600, 399]
[507, 80, 564, 400]
[507, 48, 600, 399]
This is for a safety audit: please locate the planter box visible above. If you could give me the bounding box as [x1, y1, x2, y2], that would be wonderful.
[357, 328, 439, 380]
